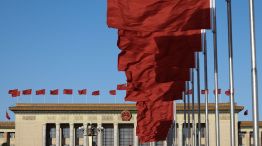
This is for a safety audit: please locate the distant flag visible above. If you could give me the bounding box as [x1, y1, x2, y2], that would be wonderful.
[22, 89, 32, 95]
[78, 89, 87, 95]
[117, 84, 127, 90]
[186, 89, 193, 95]
[8, 89, 20, 97]
[109, 90, 116, 95]
[213, 89, 221, 94]
[244, 110, 248, 116]
[63, 89, 73, 95]
[36, 89, 45, 95]
[225, 89, 233, 96]
[50, 89, 59, 95]
[6, 111, 10, 120]
[92, 90, 100, 96]
[201, 89, 209, 94]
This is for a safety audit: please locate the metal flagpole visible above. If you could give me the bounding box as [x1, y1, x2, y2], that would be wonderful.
[173, 101, 177, 146]
[183, 92, 186, 146]
[226, 0, 236, 146]
[191, 69, 196, 146]
[203, 31, 210, 146]
[196, 53, 201, 146]
[248, 0, 260, 145]
[212, 0, 221, 145]
[187, 82, 191, 146]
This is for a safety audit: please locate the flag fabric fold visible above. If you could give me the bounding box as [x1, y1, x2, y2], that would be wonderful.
[92, 90, 100, 96]
[50, 89, 59, 95]
[78, 89, 87, 95]
[8, 89, 20, 97]
[22, 89, 32, 95]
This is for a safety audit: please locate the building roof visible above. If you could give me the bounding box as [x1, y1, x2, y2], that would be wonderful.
[0, 122, 15, 129]
[239, 121, 262, 127]
[9, 103, 244, 113]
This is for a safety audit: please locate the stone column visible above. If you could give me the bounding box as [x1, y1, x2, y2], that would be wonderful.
[56, 123, 60, 146]
[42, 124, 46, 146]
[134, 122, 139, 146]
[83, 123, 88, 146]
[70, 123, 74, 146]
[178, 123, 183, 146]
[97, 123, 103, 146]
[114, 123, 119, 146]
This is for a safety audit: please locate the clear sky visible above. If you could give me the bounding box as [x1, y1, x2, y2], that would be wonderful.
[0, 0, 261, 122]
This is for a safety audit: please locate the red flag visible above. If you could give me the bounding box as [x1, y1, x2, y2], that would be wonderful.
[225, 89, 233, 96]
[92, 90, 100, 96]
[50, 89, 59, 95]
[78, 89, 87, 95]
[109, 90, 116, 95]
[201, 89, 209, 94]
[213, 89, 221, 94]
[63, 89, 73, 95]
[6, 111, 10, 120]
[185, 89, 193, 95]
[117, 84, 127, 90]
[107, 0, 211, 31]
[8, 89, 20, 97]
[36, 89, 45, 95]
[22, 89, 32, 95]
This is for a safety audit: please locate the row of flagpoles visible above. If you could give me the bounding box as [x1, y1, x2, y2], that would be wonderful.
[178, 0, 260, 146]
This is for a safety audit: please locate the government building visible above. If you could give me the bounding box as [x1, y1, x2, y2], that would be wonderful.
[0, 103, 261, 146]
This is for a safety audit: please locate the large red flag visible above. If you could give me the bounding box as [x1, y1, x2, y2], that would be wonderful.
[6, 111, 11, 120]
[78, 89, 87, 95]
[213, 89, 221, 94]
[107, 0, 211, 31]
[109, 90, 116, 95]
[50, 89, 59, 95]
[136, 98, 173, 143]
[117, 84, 127, 90]
[36, 89, 45, 95]
[92, 90, 100, 96]
[225, 89, 233, 96]
[63, 89, 73, 95]
[22, 89, 32, 95]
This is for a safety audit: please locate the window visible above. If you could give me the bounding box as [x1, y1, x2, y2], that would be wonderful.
[103, 124, 114, 146]
[50, 127, 56, 138]
[0, 132, 4, 138]
[156, 141, 164, 146]
[9, 132, 15, 138]
[62, 128, 70, 138]
[76, 128, 84, 138]
[119, 124, 134, 146]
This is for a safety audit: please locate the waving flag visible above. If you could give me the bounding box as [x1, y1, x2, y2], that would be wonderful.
[117, 84, 127, 90]
[78, 89, 87, 95]
[92, 90, 100, 96]
[63, 89, 73, 95]
[50, 89, 59, 95]
[213, 89, 221, 94]
[107, 0, 211, 31]
[8, 89, 20, 97]
[36, 89, 45, 95]
[109, 90, 116, 95]
[201, 89, 209, 94]
[22, 89, 32, 95]
[225, 89, 232, 96]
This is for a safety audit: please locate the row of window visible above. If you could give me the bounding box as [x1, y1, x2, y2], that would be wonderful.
[0, 132, 15, 138]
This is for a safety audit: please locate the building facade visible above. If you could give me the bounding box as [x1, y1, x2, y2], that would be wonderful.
[0, 103, 261, 146]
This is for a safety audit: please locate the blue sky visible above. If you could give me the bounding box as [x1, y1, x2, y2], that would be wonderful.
[0, 0, 261, 121]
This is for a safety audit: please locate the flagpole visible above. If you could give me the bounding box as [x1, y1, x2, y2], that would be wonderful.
[196, 52, 202, 146]
[203, 31, 210, 146]
[173, 101, 177, 146]
[187, 82, 191, 146]
[191, 69, 196, 146]
[225, 0, 236, 146]
[248, 0, 259, 145]
[30, 94, 32, 103]
[183, 92, 186, 146]
[212, 0, 221, 145]
[72, 95, 73, 104]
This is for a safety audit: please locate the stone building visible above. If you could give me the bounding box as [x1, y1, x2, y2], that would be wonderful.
[0, 103, 261, 146]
